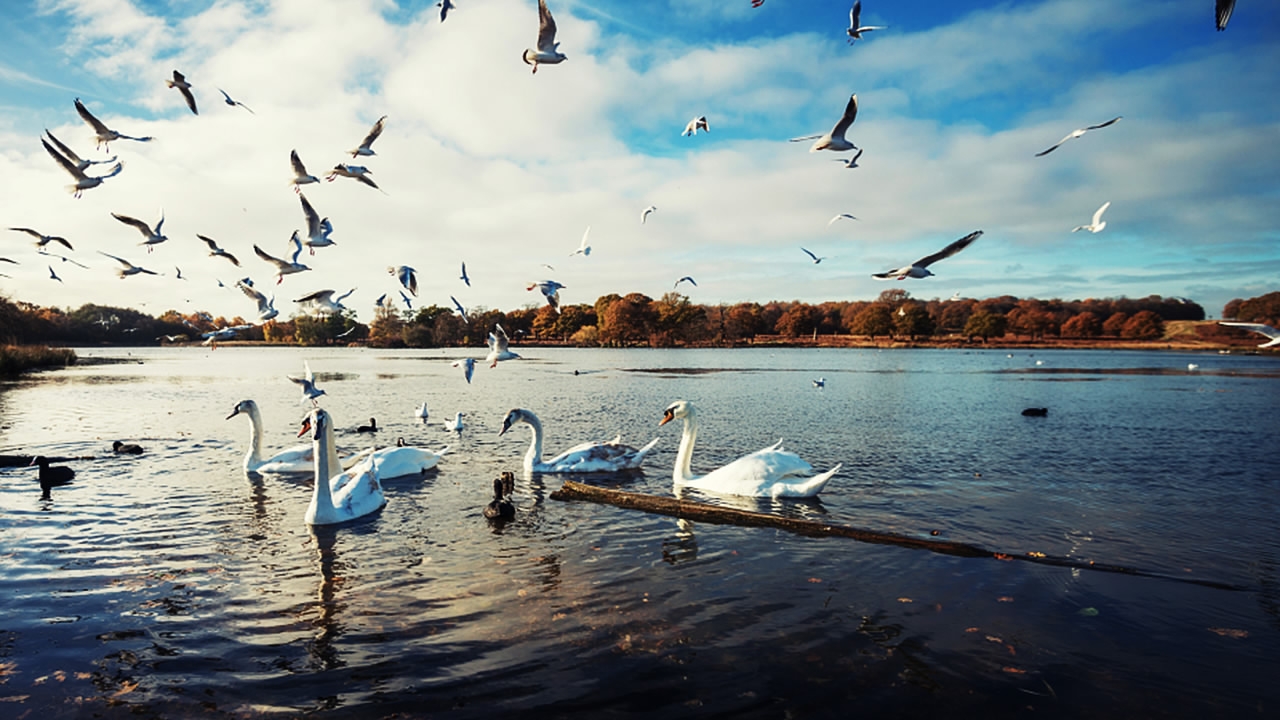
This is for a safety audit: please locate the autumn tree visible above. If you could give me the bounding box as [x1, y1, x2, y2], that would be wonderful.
[775, 302, 819, 338]
[1102, 312, 1129, 337]
[893, 302, 935, 338]
[1060, 311, 1101, 338]
[849, 304, 893, 338]
[1121, 310, 1164, 340]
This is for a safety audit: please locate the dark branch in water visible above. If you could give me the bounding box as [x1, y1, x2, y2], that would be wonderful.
[550, 481, 1250, 592]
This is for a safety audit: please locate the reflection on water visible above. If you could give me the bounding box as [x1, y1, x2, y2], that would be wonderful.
[0, 346, 1277, 717]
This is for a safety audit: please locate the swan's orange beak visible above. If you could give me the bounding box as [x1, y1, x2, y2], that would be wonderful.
[659, 409, 674, 426]
[298, 416, 312, 438]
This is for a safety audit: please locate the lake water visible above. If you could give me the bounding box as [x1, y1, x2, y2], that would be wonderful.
[1, 346, 1278, 718]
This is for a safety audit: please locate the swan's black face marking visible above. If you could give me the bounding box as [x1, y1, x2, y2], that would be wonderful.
[659, 407, 675, 426]
[499, 409, 521, 436]
[298, 414, 315, 439]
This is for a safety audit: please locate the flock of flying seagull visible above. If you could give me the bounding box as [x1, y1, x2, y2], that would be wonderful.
[2, 0, 1249, 344]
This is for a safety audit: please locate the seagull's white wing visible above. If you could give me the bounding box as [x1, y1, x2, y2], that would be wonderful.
[1092, 201, 1111, 226]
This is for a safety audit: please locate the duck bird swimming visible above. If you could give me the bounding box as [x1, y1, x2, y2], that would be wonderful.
[500, 408, 659, 473]
[112, 440, 144, 454]
[30, 455, 75, 489]
[484, 473, 516, 521]
[658, 400, 841, 499]
[299, 408, 386, 526]
[356, 417, 378, 433]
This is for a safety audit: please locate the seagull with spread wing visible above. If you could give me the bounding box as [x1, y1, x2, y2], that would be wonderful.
[165, 70, 198, 114]
[451, 295, 470, 324]
[389, 265, 418, 296]
[1035, 117, 1122, 157]
[41, 137, 122, 198]
[326, 164, 380, 190]
[98, 251, 160, 278]
[43, 130, 116, 171]
[10, 227, 73, 252]
[217, 88, 254, 113]
[197, 234, 240, 266]
[528, 280, 564, 313]
[800, 247, 827, 264]
[1218, 322, 1280, 348]
[790, 93, 859, 152]
[674, 276, 697, 289]
[236, 279, 277, 322]
[523, 0, 567, 73]
[570, 226, 591, 256]
[111, 211, 167, 253]
[846, 2, 887, 43]
[641, 206, 657, 224]
[297, 193, 335, 254]
[1072, 201, 1111, 234]
[460, 262, 471, 286]
[350, 115, 386, 157]
[74, 98, 153, 150]
[872, 231, 982, 280]
[289, 150, 319, 192]
[683, 116, 709, 136]
[254, 233, 311, 284]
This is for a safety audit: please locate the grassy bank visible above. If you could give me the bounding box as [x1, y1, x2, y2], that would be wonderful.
[0, 345, 77, 376]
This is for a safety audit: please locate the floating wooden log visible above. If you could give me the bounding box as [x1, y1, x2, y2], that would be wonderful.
[550, 481, 1247, 591]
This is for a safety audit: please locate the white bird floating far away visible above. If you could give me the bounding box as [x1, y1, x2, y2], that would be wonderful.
[1072, 201, 1111, 234]
[1035, 116, 1122, 157]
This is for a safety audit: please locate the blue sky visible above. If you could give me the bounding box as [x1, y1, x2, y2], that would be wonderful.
[1, 0, 1277, 323]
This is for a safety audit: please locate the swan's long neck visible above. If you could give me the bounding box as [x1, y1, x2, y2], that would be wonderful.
[308, 414, 340, 524]
[244, 403, 265, 469]
[673, 410, 699, 484]
[522, 412, 545, 470]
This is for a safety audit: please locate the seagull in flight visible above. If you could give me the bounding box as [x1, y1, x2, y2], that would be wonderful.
[41, 137, 122, 198]
[198, 234, 241, 266]
[450, 295, 470, 324]
[399, 290, 414, 310]
[74, 98, 153, 150]
[37, 250, 88, 268]
[349, 115, 387, 157]
[570, 226, 591, 256]
[111, 211, 167, 252]
[800, 247, 827, 264]
[1035, 116, 1122, 157]
[452, 357, 476, 384]
[523, 0, 567, 74]
[1072, 201, 1111, 234]
[872, 230, 982, 280]
[674, 276, 697, 289]
[846, 2, 887, 44]
[1218, 322, 1280, 348]
[98, 251, 160, 278]
[528, 280, 565, 313]
[288, 360, 326, 406]
[389, 265, 418, 296]
[326, 164, 381, 190]
[438, 0, 455, 22]
[294, 288, 354, 314]
[790, 93, 859, 152]
[217, 88, 254, 113]
[683, 116, 709, 136]
[641, 205, 657, 224]
[834, 147, 863, 168]
[253, 233, 311, 284]
[298, 193, 335, 254]
[48, 265, 62, 282]
[827, 213, 858, 226]
[289, 150, 320, 192]
[10, 227, 73, 252]
[236, 279, 278, 322]
[459, 262, 471, 286]
[165, 70, 198, 114]
[485, 324, 521, 367]
[43, 130, 116, 172]
[1216, 0, 1235, 31]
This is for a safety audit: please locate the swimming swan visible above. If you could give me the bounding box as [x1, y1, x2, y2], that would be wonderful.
[499, 408, 659, 473]
[367, 439, 449, 479]
[228, 399, 368, 474]
[658, 400, 840, 499]
[299, 407, 386, 525]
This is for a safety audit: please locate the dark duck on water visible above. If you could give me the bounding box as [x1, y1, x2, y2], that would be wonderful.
[30, 456, 74, 498]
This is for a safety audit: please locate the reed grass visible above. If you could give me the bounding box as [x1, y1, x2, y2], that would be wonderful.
[0, 345, 77, 376]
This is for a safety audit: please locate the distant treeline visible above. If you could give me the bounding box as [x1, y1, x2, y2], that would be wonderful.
[2, 290, 1277, 349]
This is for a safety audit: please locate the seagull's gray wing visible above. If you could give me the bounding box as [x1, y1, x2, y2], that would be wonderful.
[290, 150, 309, 176]
[359, 116, 386, 149]
[300, 193, 320, 235]
[1086, 116, 1122, 131]
[830, 94, 859, 137]
[1216, 0, 1235, 30]
[41, 138, 86, 179]
[43, 130, 84, 165]
[111, 213, 153, 236]
[915, 230, 982, 268]
[74, 98, 111, 135]
[536, 0, 558, 51]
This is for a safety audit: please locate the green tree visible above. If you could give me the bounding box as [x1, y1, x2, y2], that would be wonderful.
[963, 311, 1006, 341]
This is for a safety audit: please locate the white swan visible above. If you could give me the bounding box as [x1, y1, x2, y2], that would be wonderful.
[658, 400, 841, 499]
[227, 399, 368, 474]
[500, 408, 659, 473]
[300, 407, 386, 525]
[367, 438, 449, 479]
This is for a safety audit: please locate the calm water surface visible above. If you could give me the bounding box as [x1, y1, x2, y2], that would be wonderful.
[1, 346, 1278, 718]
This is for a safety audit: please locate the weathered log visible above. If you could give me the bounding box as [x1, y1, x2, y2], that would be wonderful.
[550, 481, 1247, 591]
